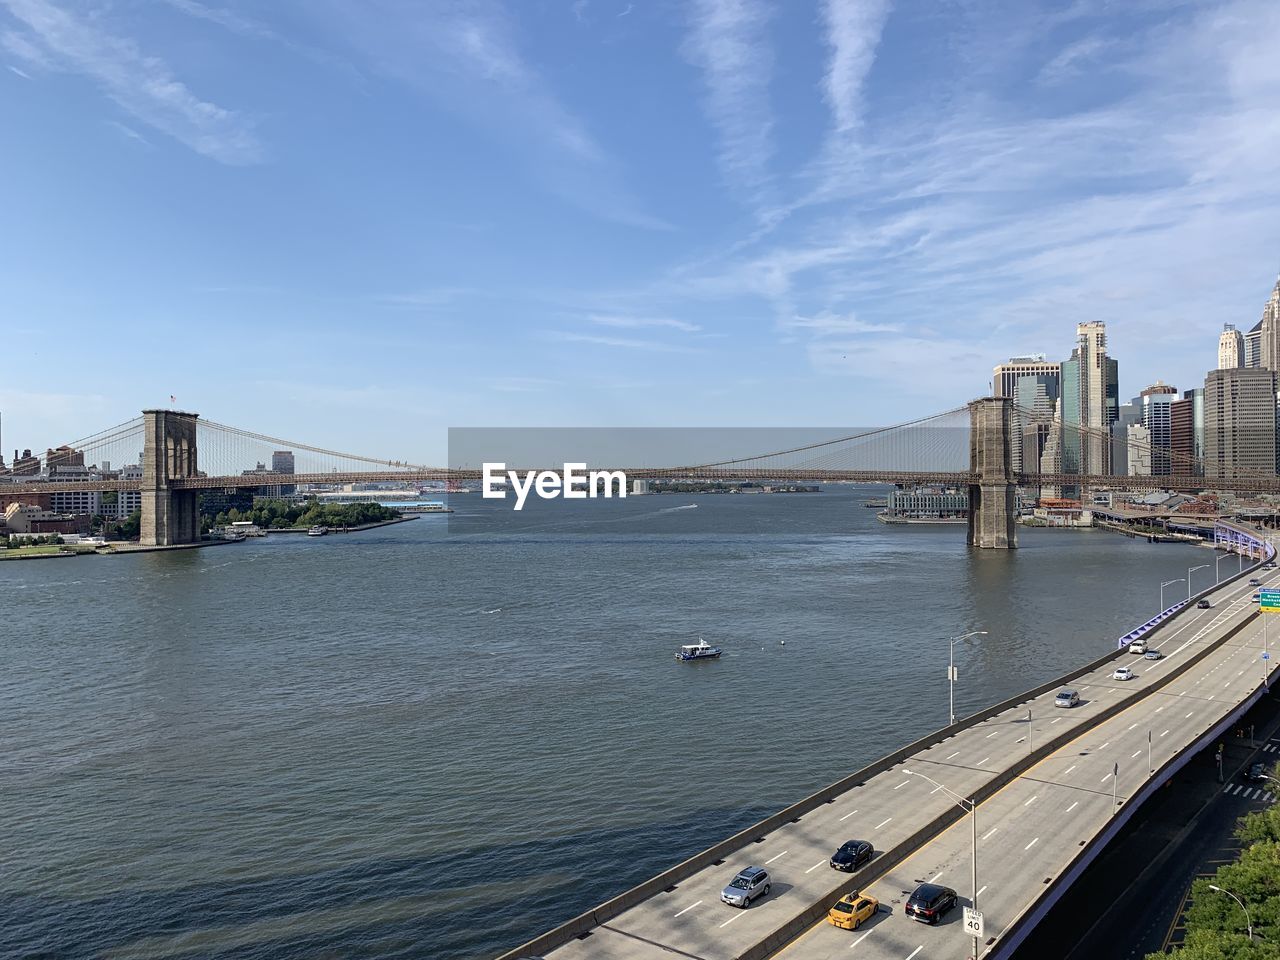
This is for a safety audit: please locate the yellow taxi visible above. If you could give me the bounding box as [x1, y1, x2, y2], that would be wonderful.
[827, 892, 880, 930]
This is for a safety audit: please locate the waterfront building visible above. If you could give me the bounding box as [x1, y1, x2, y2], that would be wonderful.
[1204, 367, 1278, 480]
[884, 487, 968, 520]
[1126, 424, 1152, 476]
[992, 355, 1060, 400]
[271, 450, 297, 496]
[1170, 389, 1204, 475]
[1218, 324, 1245, 369]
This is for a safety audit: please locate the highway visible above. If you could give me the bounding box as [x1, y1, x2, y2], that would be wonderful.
[538, 564, 1279, 960]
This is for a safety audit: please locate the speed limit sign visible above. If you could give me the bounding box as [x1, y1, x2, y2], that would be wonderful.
[963, 906, 984, 937]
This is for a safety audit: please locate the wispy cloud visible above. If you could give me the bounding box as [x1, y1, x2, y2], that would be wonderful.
[1037, 35, 1117, 85]
[590, 314, 701, 332]
[156, 0, 274, 39]
[547, 331, 701, 352]
[820, 0, 890, 135]
[1, 0, 261, 164]
[106, 119, 148, 145]
[7, 62, 29, 77]
[312, 0, 665, 229]
[683, 0, 774, 202]
[783, 312, 900, 337]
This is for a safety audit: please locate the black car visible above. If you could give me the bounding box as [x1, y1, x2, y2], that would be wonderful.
[1246, 762, 1270, 783]
[905, 883, 958, 924]
[1197, 599, 1212, 609]
[829, 839, 874, 871]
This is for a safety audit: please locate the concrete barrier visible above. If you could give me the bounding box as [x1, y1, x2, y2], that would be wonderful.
[990, 632, 1279, 958]
[495, 546, 1267, 960]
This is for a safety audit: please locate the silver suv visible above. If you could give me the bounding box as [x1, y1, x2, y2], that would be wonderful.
[721, 866, 771, 907]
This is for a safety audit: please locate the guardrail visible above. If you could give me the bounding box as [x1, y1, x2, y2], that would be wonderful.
[991, 621, 1279, 958]
[496, 542, 1268, 960]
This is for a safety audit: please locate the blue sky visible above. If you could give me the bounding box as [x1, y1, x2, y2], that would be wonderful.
[2, 0, 1279, 462]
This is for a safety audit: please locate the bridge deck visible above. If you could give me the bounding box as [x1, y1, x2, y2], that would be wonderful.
[535, 566, 1277, 960]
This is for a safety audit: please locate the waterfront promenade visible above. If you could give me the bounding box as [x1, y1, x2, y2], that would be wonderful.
[523, 552, 1278, 960]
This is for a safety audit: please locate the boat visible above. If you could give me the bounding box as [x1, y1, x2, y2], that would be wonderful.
[675, 639, 722, 661]
[307, 525, 329, 537]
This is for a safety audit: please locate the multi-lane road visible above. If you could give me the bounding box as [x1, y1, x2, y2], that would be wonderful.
[540, 563, 1280, 960]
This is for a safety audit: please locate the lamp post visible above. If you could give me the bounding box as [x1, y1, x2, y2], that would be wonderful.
[1216, 551, 1231, 583]
[1207, 884, 1253, 942]
[906, 769, 978, 960]
[948, 631, 988, 726]
[1160, 578, 1184, 614]
[1188, 564, 1210, 601]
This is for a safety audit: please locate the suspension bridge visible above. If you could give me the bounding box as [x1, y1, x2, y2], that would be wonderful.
[3, 400, 1279, 547]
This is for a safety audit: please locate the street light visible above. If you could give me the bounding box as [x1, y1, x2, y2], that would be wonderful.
[1207, 884, 1254, 942]
[948, 631, 988, 726]
[1188, 564, 1210, 601]
[1216, 551, 1232, 583]
[906, 769, 979, 960]
[1160, 578, 1185, 614]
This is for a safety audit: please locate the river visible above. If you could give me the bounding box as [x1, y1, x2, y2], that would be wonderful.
[0, 487, 1211, 959]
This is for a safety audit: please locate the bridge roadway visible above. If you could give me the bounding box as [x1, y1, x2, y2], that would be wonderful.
[538, 567, 1279, 960]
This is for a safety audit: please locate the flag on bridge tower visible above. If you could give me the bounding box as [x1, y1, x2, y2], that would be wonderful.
[169, 395, 176, 405]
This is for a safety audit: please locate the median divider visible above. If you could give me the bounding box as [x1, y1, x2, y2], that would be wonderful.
[749, 602, 1266, 960]
[496, 550, 1265, 960]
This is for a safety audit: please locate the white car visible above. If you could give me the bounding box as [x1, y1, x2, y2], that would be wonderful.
[1113, 666, 1134, 681]
[1128, 640, 1148, 654]
[1054, 689, 1080, 708]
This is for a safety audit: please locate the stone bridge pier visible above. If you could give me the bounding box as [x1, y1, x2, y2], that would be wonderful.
[141, 409, 200, 546]
[968, 396, 1017, 549]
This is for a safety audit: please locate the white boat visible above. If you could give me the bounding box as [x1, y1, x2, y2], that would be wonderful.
[675, 639, 723, 661]
[307, 525, 328, 537]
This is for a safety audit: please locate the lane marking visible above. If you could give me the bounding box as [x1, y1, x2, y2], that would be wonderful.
[875, 817, 893, 830]
[1099, 742, 1110, 750]
[806, 860, 826, 874]
[1127, 723, 1139, 731]
[894, 780, 910, 790]
[981, 827, 999, 840]
[977, 756, 990, 766]
[850, 930, 872, 949]
[906, 948, 923, 960]
[986, 732, 999, 739]
[1224, 784, 1234, 794]
[765, 850, 788, 865]
[945, 751, 960, 760]
[1025, 837, 1039, 851]
[1101, 772, 1112, 782]
[1051, 717, 1063, 724]
[977, 884, 988, 897]
[930, 871, 944, 882]
[1186, 712, 1195, 718]
[1132, 751, 1142, 758]
[1064, 764, 1078, 775]
[720, 911, 745, 928]
[673, 900, 702, 918]
[840, 808, 859, 822]
[1066, 801, 1079, 812]
[1161, 729, 1171, 737]
[1023, 795, 1038, 807]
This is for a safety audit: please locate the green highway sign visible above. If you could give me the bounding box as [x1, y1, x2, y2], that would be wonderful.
[1260, 590, 1280, 613]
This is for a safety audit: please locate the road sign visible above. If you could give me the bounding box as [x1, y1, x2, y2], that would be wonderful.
[1264, 652, 1271, 661]
[963, 907, 984, 937]
[1260, 590, 1280, 613]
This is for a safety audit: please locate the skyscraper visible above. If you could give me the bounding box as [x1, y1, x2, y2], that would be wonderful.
[1246, 322, 1263, 368]
[1170, 389, 1204, 475]
[1204, 368, 1277, 480]
[1218, 324, 1245, 369]
[1258, 275, 1280, 373]
[1014, 374, 1059, 476]
[1060, 321, 1117, 479]
[1140, 381, 1177, 475]
[992, 356, 1061, 400]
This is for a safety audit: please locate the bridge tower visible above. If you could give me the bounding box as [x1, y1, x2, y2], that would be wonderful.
[968, 397, 1017, 549]
[140, 409, 201, 546]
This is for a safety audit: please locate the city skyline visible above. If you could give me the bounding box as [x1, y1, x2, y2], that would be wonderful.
[2, 0, 1280, 463]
